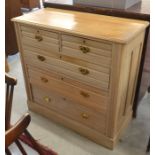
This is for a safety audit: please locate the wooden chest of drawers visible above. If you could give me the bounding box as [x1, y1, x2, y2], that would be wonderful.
[12, 8, 149, 149]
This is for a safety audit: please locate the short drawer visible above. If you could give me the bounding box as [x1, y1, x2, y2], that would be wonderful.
[62, 34, 112, 68]
[62, 34, 112, 51]
[28, 67, 109, 112]
[23, 50, 110, 90]
[22, 45, 60, 59]
[61, 55, 110, 74]
[31, 84, 106, 134]
[62, 46, 111, 67]
[20, 25, 59, 51]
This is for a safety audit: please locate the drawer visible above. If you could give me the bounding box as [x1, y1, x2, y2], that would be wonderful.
[62, 34, 112, 51]
[31, 84, 106, 134]
[62, 35, 112, 67]
[28, 67, 109, 112]
[62, 46, 111, 67]
[22, 45, 60, 59]
[23, 50, 110, 90]
[20, 25, 59, 51]
[23, 44, 110, 74]
[21, 25, 59, 40]
[61, 55, 110, 74]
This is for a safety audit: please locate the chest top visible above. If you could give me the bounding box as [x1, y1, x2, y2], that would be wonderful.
[12, 8, 149, 43]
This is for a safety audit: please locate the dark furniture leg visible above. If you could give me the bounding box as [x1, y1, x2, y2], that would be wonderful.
[5, 148, 11, 155]
[24, 129, 44, 154]
[146, 138, 150, 152]
[15, 139, 27, 155]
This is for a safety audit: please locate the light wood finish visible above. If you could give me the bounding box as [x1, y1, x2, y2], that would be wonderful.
[12, 8, 148, 43]
[23, 50, 110, 90]
[43, 0, 150, 119]
[107, 32, 145, 137]
[12, 8, 148, 149]
[61, 46, 112, 67]
[62, 34, 112, 50]
[28, 67, 108, 112]
[31, 85, 106, 134]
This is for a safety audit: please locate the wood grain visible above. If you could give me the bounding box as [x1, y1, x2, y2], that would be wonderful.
[28, 67, 109, 112]
[12, 8, 148, 149]
[32, 85, 107, 134]
[12, 8, 149, 43]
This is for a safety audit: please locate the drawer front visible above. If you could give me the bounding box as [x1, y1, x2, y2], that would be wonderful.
[20, 25, 59, 52]
[31, 85, 106, 134]
[22, 45, 110, 75]
[62, 46, 111, 68]
[62, 34, 112, 50]
[22, 45, 60, 60]
[28, 67, 108, 112]
[61, 55, 110, 74]
[62, 35, 112, 67]
[23, 50, 110, 90]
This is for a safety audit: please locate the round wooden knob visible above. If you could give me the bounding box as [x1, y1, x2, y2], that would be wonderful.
[79, 46, 90, 53]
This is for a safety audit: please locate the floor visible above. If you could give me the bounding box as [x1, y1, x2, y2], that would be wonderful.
[7, 53, 150, 155]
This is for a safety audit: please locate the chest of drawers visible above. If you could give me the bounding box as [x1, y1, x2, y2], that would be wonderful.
[12, 8, 149, 149]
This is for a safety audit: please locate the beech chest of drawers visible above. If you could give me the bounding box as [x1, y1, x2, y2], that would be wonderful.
[12, 8, 149, 149]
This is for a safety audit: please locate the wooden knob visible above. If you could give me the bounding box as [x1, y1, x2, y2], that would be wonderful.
[81, 113, 89, 119]
[35, 35, 43, 42]
[37, 55, 46, 61]
[41, 77, 48, 83]
[43, 96, 51, 102]
[79, 68, 89, 75]
[80, 91, 90, 98]
[79, 46, 90, 53]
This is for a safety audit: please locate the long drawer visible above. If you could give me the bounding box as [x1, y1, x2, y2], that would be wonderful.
[28, 67, 108, 112]
[22, 45, 110, 74]
[20, 25, 59, 53]
[23, 50, 110, 90]
[31, 84, 106, 134]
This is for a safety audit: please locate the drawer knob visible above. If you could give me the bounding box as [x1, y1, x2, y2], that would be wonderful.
[79, 46, 90, 53]
[35, 35, 43, 42]
[37, 55, 46, 61]
[79, 68, 89, 75]
[80, 91, 90, 98]
[41, 77, 48, 83]
[44, 96, 51, 102]
[81, 113, 89, 119]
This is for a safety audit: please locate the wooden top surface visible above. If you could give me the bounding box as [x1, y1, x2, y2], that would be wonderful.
[12, 8, 149, 43]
